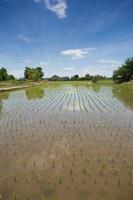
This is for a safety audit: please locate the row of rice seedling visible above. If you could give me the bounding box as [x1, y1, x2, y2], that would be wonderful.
[0, 84, 133, 200]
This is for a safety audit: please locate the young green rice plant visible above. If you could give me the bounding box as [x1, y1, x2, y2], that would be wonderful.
[82, 167, 86, 174]
[62, 162, 64, 168]
[100, 170, 104, 176]
[72, 161, 74, 168]
[43, 161, 45, 168]
[0, 194, 2, 200]
[25, 195, 31, 200]
[74, 186, 77, 190]
[26, 177, 30, 183]
[128, 180, 132, 187]
[118, 178, 121, 187]
[13, 193, 18, 200]
[34, 160, 36, 168]
[14, 176, 18, 183]
[47, 177, 50, 185]
[94, 178, 97, 184]
[102, 164, 106, 169]
[59, 177, 62, 184]
[70, 169, 73, 176]
[40, 196, 47, 200]
[104, 179, 108, 185]
[52, 161, 55, 169]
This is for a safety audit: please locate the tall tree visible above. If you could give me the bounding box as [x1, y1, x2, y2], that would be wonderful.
[85, 74, 91, 80]
[113, 58, 133, 83]
[24, 67, 44, 81]
[71, 74, 79, 80]
[0, 67, 8, 81]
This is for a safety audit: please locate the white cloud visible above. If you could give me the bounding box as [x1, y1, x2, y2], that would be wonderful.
[20, 59, 34, 64]
[43, 0, 67, 19]
[39, 61, 48, 67]
[98, 59, 120, 64]
[64, 67, 74, 71]
[16, 34, 31, 43]
[61, 48, 95, 59]
[33, 0, 41, 3]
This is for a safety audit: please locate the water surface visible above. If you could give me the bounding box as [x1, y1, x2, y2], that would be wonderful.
[0, 82, 133, 200]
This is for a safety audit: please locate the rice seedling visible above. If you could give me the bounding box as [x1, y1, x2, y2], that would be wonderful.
[0, 83, 133, 200]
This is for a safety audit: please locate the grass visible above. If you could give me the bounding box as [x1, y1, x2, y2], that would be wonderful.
[0, 79, 113, 88]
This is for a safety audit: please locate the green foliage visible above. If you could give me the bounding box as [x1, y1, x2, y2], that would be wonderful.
[84, 73, 92, 80]
[71, 74, 79, 80]
[24, 67, 44, 81]
[0, 67, 15, 81]
[0, 67, 8, 81]
[8, 74, 15, 80]
[92, 75, 100, 83]
[113, 58, 133, 83]
[0, 193, 2, 200]
[113, 84, 133, 108]
[71, 74, 106, 81]
[25, 87, 44, 100]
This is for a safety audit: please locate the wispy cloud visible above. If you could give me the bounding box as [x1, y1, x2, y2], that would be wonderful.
[61, 48, 95, 59]
[39, 61, 48, 67]
[20, 59, 34, 64]
[64, 67, 74, 71]
[8, 69, 24, 78]
[33, 0, 41, 3]
[43, 0, 67, 19]
[98, 59, 120, 64]
[16, 34, 31, 43]
[82, 64, 115, 77]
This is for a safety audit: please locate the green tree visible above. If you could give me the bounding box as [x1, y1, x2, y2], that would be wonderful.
[71, 74, 79, 80]
[84, 74, 91, 80]
[24, 67, 44, 81]
[113, 58, 133, 83]
[37, 67, 44, 79]
[92, 76, 99, 83]
[0, 67, 8, 81]
[8, 74, 15, 80]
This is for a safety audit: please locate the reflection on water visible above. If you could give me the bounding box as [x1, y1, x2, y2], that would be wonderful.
[0, 91, 9, 113]
[113, 85, 133, 109]
[25, 86, 45, 100]
[90, 84, 101, 93]
[0, 83, 133, 200]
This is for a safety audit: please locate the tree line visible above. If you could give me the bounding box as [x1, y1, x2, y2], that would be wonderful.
[0, 58, 133, 83]
[48, 74, 108, 82]
[113, 58, 133, 83]
[0, 67, 15, 81]
[0, 67, 44, 82]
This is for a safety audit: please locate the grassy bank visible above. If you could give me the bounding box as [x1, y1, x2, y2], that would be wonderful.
[0, 80, 113, 91]
[0, 80, 46, 92]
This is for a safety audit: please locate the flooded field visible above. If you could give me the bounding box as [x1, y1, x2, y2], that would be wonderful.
[0, 82, 133, 200]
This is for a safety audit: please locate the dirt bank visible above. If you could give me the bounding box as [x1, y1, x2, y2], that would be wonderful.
[0, 83, 40, 92]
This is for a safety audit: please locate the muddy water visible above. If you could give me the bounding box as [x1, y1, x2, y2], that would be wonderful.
[0, 83, 133, 200]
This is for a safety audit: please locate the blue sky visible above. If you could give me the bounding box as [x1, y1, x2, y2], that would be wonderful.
[0, 0, 133, 78]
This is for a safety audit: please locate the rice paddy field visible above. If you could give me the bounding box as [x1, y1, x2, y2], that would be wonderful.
[0, 81, 133, 200]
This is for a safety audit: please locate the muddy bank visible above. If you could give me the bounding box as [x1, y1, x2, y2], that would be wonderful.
[0, 83, 41, 92]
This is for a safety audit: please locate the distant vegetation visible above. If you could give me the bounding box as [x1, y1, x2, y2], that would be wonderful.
[0, 67, 15, 81]
[113, 58, 133, 83]
[0, 58, 133, 84]
[48, 74, 108, 82]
